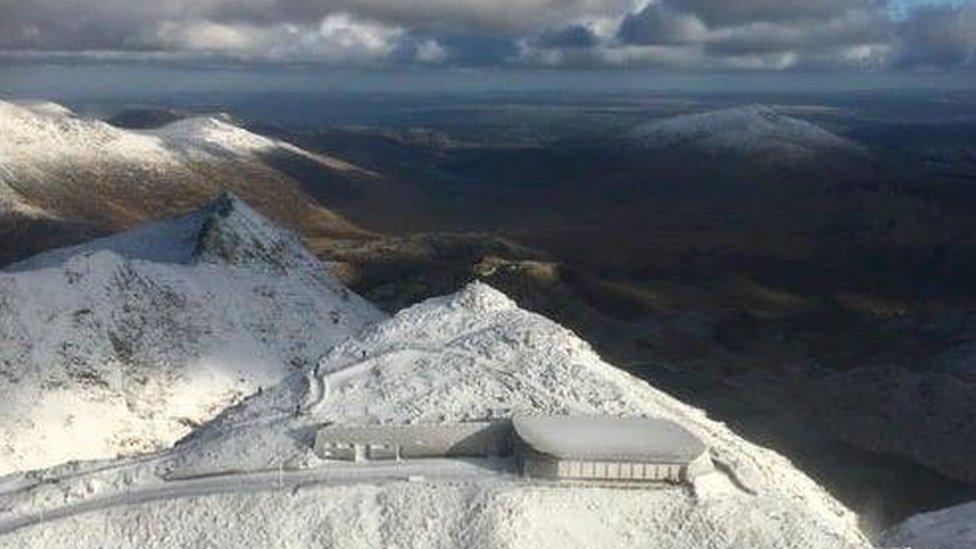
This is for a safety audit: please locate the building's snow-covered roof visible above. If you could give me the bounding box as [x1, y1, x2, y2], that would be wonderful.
[513, 415, 706, 463]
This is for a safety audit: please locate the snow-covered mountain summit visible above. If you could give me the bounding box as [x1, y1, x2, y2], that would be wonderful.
[149, 116, 280, 157]
[1, 99, 274, 166]
[8, 100, 75, 117]
[0, 98, 374, 171]
[630, 104, 862, 160]
[0, 193, 383, 475]
[0, 99, 166, 166]
[8, 190, 332, 273]
[0, 281, 869, 547]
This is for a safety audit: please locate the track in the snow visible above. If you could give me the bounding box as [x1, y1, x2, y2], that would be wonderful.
[0, 458, 516, 536]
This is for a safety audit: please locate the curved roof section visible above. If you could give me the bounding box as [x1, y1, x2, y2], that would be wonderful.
[513, 415, 706, 463]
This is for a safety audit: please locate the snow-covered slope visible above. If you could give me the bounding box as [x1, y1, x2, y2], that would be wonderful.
[0, 98, 372, 265]
[0, 99, 168, 167]
[0, 283, 869, 548]
[0, 192, 384, 474]
[0, 98, 365, 171]
[883, 500, 976, 549]
[8, 100, 75, 117]
[630, 104, 862, 160]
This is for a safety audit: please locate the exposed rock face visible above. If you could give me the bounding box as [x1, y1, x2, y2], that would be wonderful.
[0, 193, 384, 474]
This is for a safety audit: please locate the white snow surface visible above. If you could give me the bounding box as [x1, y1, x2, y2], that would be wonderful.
[149, 116, 277, 155]
[0, 282, 869, 548]
[0, 99, 270, 170]
[0, 192, 383, 475]
[630, 104, 861, 159]
[0, 98, 374, 226]
[883, 500, 976, 549]
[0, 98, 372, 177]
[9, 100, 75, 117]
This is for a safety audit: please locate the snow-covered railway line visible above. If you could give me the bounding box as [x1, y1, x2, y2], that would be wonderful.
[0, 452, 169, 499]
[0, 458, 515, 536]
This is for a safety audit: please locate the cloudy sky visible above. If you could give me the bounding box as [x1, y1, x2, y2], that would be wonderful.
[0, 0, 973, 71]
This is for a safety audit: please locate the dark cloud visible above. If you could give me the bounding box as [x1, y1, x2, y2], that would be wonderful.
[432, 32, 520, 66]
[0, 0, 623, 67]
[535, 25, 598, 49]
[665, 0, 884, 26]
[618, 4, 706, 45]
[0, 0, 632, 49]
[323, 0, 634, 33]
[0, 0, 972, 71]
[703, 8, 891, 57]
[896, 3, 976, 68]
[614, 0, 892, 69]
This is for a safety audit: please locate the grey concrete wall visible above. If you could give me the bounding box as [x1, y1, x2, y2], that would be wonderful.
[315, 417, 713, 485]
[314, 421, 513, 461]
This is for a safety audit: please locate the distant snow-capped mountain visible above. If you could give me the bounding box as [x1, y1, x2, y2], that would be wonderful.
[0, 192, 384, 474]
[0, 98, 374, 265]
[629, 104, 863, 160]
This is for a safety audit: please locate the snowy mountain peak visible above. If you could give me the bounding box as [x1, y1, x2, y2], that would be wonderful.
[151, 116, 276, 156]
[0, 195, 384, 474]
[5, 191, 326, 278]
[210, 188, 245, 214]
[192, 190, 319, 272]
[0, 97, 273, 167]
[448, 280, 517, 313]
[9, 99, 75, 117]
[630, 104, 862, 159]
[0, 98, 159, 163]
[154, 281, 868, 548]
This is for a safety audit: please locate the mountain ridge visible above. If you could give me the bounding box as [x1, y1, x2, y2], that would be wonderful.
[0, 194, 384, 474]
[0, 98, 375, 265]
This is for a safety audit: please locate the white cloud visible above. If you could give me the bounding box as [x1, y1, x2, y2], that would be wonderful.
[150, 21, 261, 53]
[414, 39, 448, 63]
[315, 13, 403, 60]
[140, 14, 404, 63]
